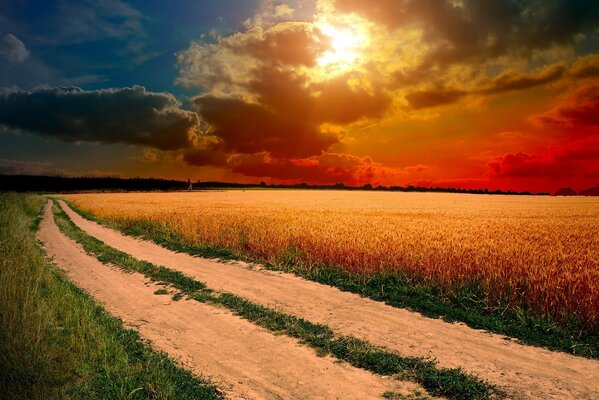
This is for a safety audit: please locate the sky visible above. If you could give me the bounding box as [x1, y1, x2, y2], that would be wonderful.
[0, 0, 598, 193]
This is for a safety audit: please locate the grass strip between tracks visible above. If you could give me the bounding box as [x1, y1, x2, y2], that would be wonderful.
[53, 200, 498, 400]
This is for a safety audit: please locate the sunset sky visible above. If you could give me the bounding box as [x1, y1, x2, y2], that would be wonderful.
[0, 0, 598, 192]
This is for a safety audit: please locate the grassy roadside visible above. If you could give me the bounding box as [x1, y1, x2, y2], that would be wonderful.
[64, 201, 598, 359]
[53, 201, 496, 400]
[0, 193, 221, 400]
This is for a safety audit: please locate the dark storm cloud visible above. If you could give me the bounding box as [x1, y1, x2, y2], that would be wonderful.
[532, 83, 599, 128]
[490, 83, 599, 180]
[488, 137, 599, 179]
[194, 95, 337, 158]
[335, 0, 599, 67]
[570, 55, 599, 79]
[479, 65, 566, 95]
[0, 86, 198, 150]
[193, 66, 390, 158]
[405, 63, 584, 109]
[227, 152, 383, 185]
[182, 140, 230, 167]
[404, 88, 467, 109]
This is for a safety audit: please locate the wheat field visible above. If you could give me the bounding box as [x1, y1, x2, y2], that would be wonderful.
[64, 190, 599, 332]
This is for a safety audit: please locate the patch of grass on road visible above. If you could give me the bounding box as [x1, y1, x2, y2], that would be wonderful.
[0, 193, 221, 400]
[54, 200, 497, 400]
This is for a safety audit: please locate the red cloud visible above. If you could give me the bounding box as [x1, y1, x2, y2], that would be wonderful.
[531, 83, 599, 130]
[488, 82, 598, 182]
[228, 152, 378, 185]
[488, 136, 599, 179]
[226, 151, 432, 186]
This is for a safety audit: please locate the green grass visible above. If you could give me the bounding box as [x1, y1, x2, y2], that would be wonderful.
[65, 201, 598, 359]
[54, 200, 496, 400]
[267, 259, 599, 359]
[0, 193, 221, 400]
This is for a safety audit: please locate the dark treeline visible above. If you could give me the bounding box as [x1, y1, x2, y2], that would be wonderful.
[1, 174, 554, 195]
[556, 185, 599, 196]
[0, 174, 189, 192]
[199, 181, 548, 195]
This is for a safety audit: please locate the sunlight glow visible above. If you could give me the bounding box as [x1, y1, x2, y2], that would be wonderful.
[317, 22, 368, 76]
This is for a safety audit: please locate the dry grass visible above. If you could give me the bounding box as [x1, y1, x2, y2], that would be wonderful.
[64, 190, 599, 332]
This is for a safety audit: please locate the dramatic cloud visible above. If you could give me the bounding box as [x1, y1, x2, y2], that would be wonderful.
[488, 136, 599, 179]
[169, 0, 599, 190]
[0, 86, 198, 150]
[405, 63, 583, 109]
[0, 34, 29, 63]
[193, 67, 389, 158]
[335, 0, 599, 67]
[233, 22, 325, 66]
[531, 83, 599, 129]
[489, 84, 599, 181]
[570, 55, 599, 79]
[177, 21, 325, 93]
[195, 95, 338, 158]
[405, 88, 466, 109]
[179, 17, 391, 160]
[478, 65, 566, 95]
[183, 140, 229, 167]
[227, 152, 395, 185]
[2, 0, 596, 192]
[231, 153, 364, 183]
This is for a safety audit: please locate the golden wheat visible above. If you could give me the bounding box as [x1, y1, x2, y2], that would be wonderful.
[64, 190, 599, 330]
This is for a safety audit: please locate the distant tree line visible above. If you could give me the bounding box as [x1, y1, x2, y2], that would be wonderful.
[0, 175, 188, 192]
[3, 174, 596, 196]
[555, 185, 599, 196]
[197, 181, 549, 196]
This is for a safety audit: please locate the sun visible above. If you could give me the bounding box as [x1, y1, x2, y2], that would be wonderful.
[316, 22, 368, 75]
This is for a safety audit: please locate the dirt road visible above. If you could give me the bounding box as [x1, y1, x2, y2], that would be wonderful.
[58, 199, 599, 399]
[39, 201, 418, 399]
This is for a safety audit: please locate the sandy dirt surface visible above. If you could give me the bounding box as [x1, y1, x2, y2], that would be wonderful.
[59, 200, 599, 399]
[40, 202, 419, 399]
